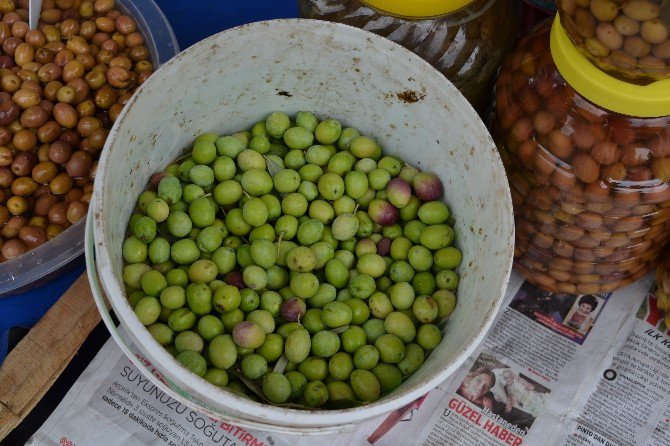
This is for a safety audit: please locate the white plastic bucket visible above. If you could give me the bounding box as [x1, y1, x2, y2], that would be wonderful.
[88, 19, 514, 434]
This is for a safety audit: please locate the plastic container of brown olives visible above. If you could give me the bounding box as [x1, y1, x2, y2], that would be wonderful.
[297, 0, 519, 114]
[0, 0, 177, 296]
[557, 0, 670, 82]
[493, 17, 670, 294]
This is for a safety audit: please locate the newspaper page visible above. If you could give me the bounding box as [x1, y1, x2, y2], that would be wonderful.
[26, 271, 670, 446]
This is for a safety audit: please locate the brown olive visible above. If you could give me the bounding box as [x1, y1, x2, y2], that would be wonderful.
[0, 166, 13, 187]
[46, 223, 64, 239]
[24, 30, 45, 49]
[11, 21, 29, 39]
[67, 78, 89, 103]
[8, 120, 23, 134]
[42, 25, 60, 43]
[0, 100, 19, 125]
[32, 160, 57, 184]
[93, 0, 114, 13]
[115, 15, 136, 35]
[28, 215, 48, 229]
[47, 201, 68, 224]
[96, 49, 113, 64]
[0, 146, 12, 166]
[34, 47, 55, 64]
[92, 32, 110, 47]
[59, 130, 79, 147]
[41, 8, 63, 25]
[66, 36, 89, 55]
[64, 187, 83, 203]
[2, 238, 27, 259]
[37, 62, 62, 83]
[50, 172, 73, 194]
[129, 45, 149, 62]
[52, 102, 78, 128]
[66, 200, 87, 223]
[1, 11, 19, 25]
[134, 60, 152, 73]
[54, 49, 74, 67]
[125, 32, 143, 48]
[109, 55, 131, 69]
[79, 0, 94, 18]
[11, 151, 37, 176]
[37, 120, 61, 143]
[11, 176, 38, 195]
[110, 32, 125, 51]
[60, 18, 80, 39]
[95, 16, 115, 33]
[108, 102, 122, 122]
[56, 85, 76, 103]
[83, 71, 105, 90]
[66, 150, 92, 177]
[76, 52, 95, 70]
[18, 225, 46, 249]
[76, 99, 95, 118]
[88, 128, 107, 150]
[34, 192, 59, 215]
[20, 105, 48, 128]
[20, 79, 41, 94]
[47, 140, 71, 164]
[7, 195, 28, 214]
[79, 20, 96, 39]
[12, 88, 42, 110]
[62, 59, 85, 82]
[93, 84, 116, 110]
[13, 129, 36, 151]
[105, 65, 130, 88]
[0, 73, 20, 92]
[2, 36, 21, 56]
[76, 116, 101, 137]
[2, 216, 27, 239]
[42, 80, 61, 101]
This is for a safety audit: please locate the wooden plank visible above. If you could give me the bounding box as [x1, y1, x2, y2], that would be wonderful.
[0, 272, 102, 441]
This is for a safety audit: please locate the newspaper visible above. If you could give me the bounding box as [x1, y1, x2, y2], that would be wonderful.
[26, 270, 670, 446]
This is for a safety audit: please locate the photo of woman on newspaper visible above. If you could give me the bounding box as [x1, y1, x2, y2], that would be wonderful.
[456, 354, 551, 432]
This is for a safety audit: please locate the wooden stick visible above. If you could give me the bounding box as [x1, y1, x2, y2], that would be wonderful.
[0, 272, 101, 441]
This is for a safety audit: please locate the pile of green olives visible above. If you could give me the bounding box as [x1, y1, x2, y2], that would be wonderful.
[122, 111, 461, 408]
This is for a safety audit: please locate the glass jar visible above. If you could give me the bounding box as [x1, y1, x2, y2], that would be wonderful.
[494, 17, 670, 294]
[297, 0, 518, 114]
[557, 0, 670, 83]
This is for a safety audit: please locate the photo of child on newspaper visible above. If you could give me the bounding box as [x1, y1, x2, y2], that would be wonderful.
[563, 295, 603, 334]
[509, 281, 609, 344]
[456, 353, 550, 432]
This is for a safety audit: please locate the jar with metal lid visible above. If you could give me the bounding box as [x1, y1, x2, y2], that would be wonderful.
[557, 0, 670, 83]
[494, 17, 670, 294]
[297, 0, 518, 113]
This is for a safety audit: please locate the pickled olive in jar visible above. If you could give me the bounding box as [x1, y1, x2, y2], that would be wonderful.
[494, 20, 670, 294]
[298, 0, 518, 113]
[557, 0, 670, 82]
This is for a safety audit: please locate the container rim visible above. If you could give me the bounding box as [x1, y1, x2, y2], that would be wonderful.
[90, 18, 514, 429]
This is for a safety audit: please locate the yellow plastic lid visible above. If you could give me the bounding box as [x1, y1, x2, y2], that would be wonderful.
[550, 17, 670, 118]
[361, 0, 474, 18]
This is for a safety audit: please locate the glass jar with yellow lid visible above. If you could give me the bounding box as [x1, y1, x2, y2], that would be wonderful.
[557, 0, 670, 83]
[297, 0, 519, 114]
[494, 17, 670, 294]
